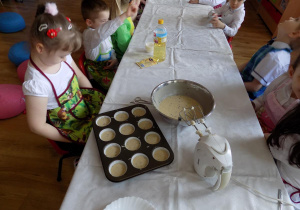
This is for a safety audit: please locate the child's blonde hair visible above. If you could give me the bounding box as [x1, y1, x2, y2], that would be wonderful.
[30, 2, 82, 53]
[109, 0, 129, 19]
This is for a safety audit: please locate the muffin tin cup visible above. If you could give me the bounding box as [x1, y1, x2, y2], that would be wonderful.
[93, 104, 174, 182]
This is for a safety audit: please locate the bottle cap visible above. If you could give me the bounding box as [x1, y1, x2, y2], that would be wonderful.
[158, 19, 164, 24]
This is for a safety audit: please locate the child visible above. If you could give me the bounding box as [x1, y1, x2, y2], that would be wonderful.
[81, 0, 138, 93]
[209, 0, 245, 39]
[253, 54, 300, 133]
[134, 0, 146, 27]
[240, 17, 300, 100]
[266, 103, 300, 208]
[22, 2, 105, 143]
[189, 0, 226, 9]
[110, 0, 137, 62]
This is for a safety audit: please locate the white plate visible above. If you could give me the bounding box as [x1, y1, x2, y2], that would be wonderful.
[104, 197, 156, 210]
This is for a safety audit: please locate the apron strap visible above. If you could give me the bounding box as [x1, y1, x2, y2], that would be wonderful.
[282, 178, 300, 204]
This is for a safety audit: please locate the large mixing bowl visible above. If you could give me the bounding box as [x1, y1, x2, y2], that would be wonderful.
[151, 79, 215, 126]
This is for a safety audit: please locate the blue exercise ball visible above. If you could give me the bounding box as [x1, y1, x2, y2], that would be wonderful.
[0, 12, 26, 33]
[8, 41, 30, 66]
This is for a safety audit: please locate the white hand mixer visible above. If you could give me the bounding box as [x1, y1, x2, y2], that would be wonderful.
[179, 106, 232, 191]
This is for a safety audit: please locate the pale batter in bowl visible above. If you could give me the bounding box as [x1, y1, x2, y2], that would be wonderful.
[159, 95, 203, 120]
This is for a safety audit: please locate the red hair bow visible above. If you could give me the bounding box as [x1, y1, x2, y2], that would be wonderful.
[46, 27, 61, 39]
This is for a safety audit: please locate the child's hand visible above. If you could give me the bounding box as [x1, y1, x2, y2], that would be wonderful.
[127, 0, 139, 18]
[103, 59, 118, 70]
[211, 15, 225, 29]
[188, 0, 198, 3]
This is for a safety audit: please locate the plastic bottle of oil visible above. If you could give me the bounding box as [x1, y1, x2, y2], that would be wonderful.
[153, 19, 167, 62]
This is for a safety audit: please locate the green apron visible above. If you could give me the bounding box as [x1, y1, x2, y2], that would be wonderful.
[111, 17, 135, 62]
[31, 58, 105, 143]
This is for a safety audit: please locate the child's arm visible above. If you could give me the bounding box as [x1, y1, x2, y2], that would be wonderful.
[211, 8, 245, 37]
[190, 0, 224, 7]
[25, 95, 71, 142]
[189, 0, 199, 4]
[70, 58, 92, 88]
[244, 79, 263, 93]
[84, 2, 138, 49]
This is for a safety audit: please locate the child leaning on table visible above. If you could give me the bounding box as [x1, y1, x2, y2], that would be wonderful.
[240, 17, 300, 100]
[189, 0, 225, 10]
[264, 103, 300, 209]
[252, 54, 300, 134]
[22, 2, 105, 143]
[81, 0, 138, 93]
[110, 0, 138, 62]
[208, 0, 245, 40]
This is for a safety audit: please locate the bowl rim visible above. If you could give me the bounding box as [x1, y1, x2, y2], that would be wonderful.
[150, 79, 215, 122]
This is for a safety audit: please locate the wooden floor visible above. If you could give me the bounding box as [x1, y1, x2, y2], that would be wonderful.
[0, 1, 271, 209]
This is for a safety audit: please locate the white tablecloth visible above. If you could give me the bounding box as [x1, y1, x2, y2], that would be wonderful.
[61, 1, 294, 209]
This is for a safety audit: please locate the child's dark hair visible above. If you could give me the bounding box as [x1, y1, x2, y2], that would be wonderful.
[30, 3, 82, 53]
[81, 0, 109, 21]
[267, 104, 300, 168]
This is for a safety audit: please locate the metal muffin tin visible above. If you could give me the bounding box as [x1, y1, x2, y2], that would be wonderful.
[93, 104, 174, 182]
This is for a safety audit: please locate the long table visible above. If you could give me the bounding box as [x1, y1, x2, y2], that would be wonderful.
[60, 1, 294, 209]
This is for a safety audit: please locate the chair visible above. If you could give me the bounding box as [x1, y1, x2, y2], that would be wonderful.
[227, 27, 241, 49]
[227, 36, 234, 49]
[48, 139, 84, 181]
[78, 51, 87, 76]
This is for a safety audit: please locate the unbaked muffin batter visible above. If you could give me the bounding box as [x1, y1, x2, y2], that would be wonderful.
[115, 112, 129, 122]
[153, 148, 169, 161]
[132, 155, 148, 169]
[132, 108, 146, 117]
[145, 133, 160, 144]
[110, 162, 126, 177]
[96, 116, 110, 127]
[125, 138, 141, 151]
[120, 124, 135, 135]
[101, 130, 115, 141]
[138, 120, 153, 130]
[105, 145, 121, 158]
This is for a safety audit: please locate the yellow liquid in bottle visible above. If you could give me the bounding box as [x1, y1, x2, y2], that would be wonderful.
[153, 42, 166, 62]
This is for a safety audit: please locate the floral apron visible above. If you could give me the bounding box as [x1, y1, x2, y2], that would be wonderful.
[85, 38, 116, 91]
[30, 58, 105, 143]
[257, 79, 298, 133]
